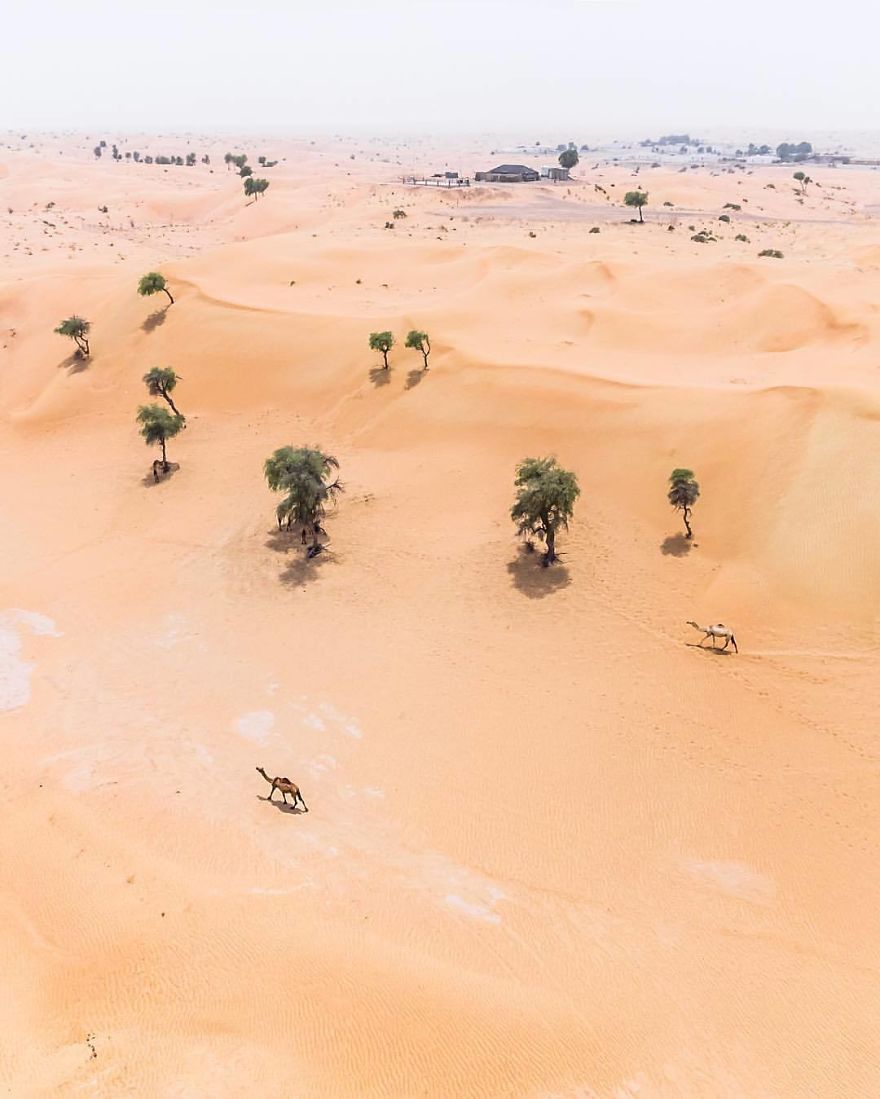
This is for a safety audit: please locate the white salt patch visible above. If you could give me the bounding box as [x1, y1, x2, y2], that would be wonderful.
[302, 712, 327, 732]
[306, 753, 337, 778]
[363, 786, 385, 799]
[318, 701, 364, 739]
[235, 710, 275, 745]
[682, 858, 775, 904]
[0, 610, 60, 712]
[444, 894, 502, 924]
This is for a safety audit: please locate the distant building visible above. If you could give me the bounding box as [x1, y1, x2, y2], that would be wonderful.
[474, 163, 540, 183]
[541, 166, 570, 181]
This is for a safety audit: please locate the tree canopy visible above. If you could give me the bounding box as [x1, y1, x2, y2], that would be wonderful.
[264, 446, 344, 552]
[54, 315, 91, 356]
[405, 329, 431, 369]
[143, 367, 184, 419]
[624, 190, 649, 222]
[243, 177, 269, 200]
[668, 468, 700, 539]
[558, 148, 579, 171]
[511, 456, 580, 566]
[369, 330, 394, 368]
[137, 271, 174, 305]
[137, 404, 184, 474]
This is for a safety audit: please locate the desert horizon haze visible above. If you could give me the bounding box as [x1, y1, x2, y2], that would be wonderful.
[1, 3, 879, 1097]
[3, 0, 880, 131]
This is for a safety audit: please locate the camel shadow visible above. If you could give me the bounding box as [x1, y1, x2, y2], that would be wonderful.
[506, 545, 571, 599]
[369, 366, 391, 387]
[142, 309, 168, 333]
[404, 368, 425, 390]
[58, 351, 88, 374]
[141, 461, 180, 487]
[661, 534, 693, 557]
[257, 795, 307, 815]
[685, 643, 735, 657]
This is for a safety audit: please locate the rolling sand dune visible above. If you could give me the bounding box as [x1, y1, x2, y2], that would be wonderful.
[0, 137, 878, 1097]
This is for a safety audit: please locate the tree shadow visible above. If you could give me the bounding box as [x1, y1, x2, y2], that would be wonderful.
[369, 366, 391, 387]
[661, 533, 692, 557]
[404, 368, 425, 390]
[142, 308, 168, 333]
[264, 529, 335, 587]
[506, 545, 571, 599]
[58, 351, 88, 374]
[257, 795, 308, 814]
[141, 461, 180, 487]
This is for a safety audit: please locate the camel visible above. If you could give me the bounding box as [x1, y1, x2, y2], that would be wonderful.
[687, 621, 738, 653]
[256, 767, 308, 810]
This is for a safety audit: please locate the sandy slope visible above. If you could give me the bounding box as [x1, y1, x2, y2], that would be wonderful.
[0, 136, 878, 1098]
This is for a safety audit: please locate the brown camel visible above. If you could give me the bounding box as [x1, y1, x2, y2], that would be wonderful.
[256, 766, 308, 810]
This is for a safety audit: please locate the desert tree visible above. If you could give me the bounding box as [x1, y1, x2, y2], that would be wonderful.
[668, 468, 700, 539]
[264, 446, 344, 554]
[405, 329, 431, 370]
[243, 177, 269, 200]
[137, 404, 184, 479]
[240, 164, 253, 178]
[54, 315, 91, 357]
[137, 271, 174, 306]
[143, 367, 184, 420]
[624, 190, 649, 222]
[558, 147, 579, 171]
[369, 330, 394, 369]
[511, 456, 580, 567]
[793, 170, 812, 195]
[224, 152, 233, 170]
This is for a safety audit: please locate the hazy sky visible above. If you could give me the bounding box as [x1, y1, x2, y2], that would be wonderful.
[3, 0, 877, 135]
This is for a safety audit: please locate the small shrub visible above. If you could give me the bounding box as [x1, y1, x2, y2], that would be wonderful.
[589, 226, 600, 234]
[734, 233, 750, 242]
[723, 203, 742, 210]
[718, 214, 730, 223]
[759, 249, 784, 258]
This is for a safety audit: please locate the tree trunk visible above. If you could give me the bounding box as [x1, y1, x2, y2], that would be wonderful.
[423, 339, 431, 370]
[163, 287, 174, 305]
[160, 388, 183, 419]
[543, 525, 557, 566]
[683, 506, 692, 539]
[161, 437, 168, 472]
[382, 350, 389, 369]
[638, 205, 644, 223]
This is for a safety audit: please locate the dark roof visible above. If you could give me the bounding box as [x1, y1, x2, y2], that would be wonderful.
[489, 164, 537, 175]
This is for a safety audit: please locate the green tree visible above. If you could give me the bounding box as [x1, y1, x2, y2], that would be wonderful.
[240, 164, 253, 178]
[511, 456, 580, 567]
[243, 177, 270, 200]
[558, 148, 579, 171]
[143, 367, 184, 419]
[405, 329, 431, 370]
[793, 170, 812, 195]
[369, 331, 394, 369]
[137, 271, 174, 306]
[264, 446, 344, 553]
[624, 190, 649, 222]
[224, 152, 233, 171]
[137, 405, 184, 478]
[668, 468, 700, 539]
[54, 315, 91, 357]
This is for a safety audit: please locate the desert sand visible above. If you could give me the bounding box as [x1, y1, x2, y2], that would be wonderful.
[1, 132, 878, 1097]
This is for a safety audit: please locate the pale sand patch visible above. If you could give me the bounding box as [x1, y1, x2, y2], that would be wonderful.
[0, 610, 60, 712]
[234, 710, 275, 745]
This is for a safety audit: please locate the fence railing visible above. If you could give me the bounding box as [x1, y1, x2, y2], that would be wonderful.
[401, 176, 471, 187]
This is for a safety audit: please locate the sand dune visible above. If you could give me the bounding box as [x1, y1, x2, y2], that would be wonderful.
[0, 138, 878, 1097]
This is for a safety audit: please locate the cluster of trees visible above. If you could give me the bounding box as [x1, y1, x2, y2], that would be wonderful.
[776, 142, 813, 162]
[93, 143, 209, 167]
[225, 152, 270, 201]
[368, 330, 431, 370]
